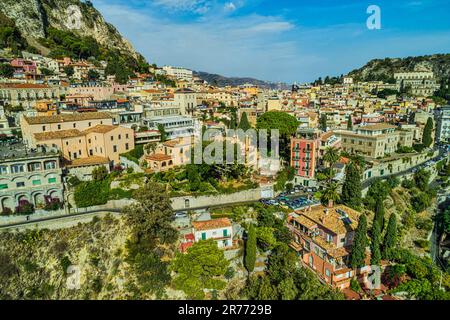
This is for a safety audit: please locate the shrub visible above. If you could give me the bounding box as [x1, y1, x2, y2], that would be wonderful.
[1, 207, 13, 216]
[15, 200, 34, 215]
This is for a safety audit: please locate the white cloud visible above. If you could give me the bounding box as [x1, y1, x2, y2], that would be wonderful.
[224, 2, 236, 12]
[152, 0, 211, 14]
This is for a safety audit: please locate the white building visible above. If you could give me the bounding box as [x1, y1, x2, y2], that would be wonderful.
[162, 66, 193, 81]
[435, 105, 450, 143]
[192, 218, 233, 248]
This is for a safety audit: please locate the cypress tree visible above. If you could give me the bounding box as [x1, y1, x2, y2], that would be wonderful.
[374, 198, 385, 231]
[341, 162, 362, 209]
[245, 224, 257, 273]
[347, 115, 353, 130]
[350, 214, 368, 269]
[370, 218, 382, 265]
[319, 114, 327, 131]
[422, 117, 434, 148]
[382, 214, 397, 260]
[238, 112, 252, 131]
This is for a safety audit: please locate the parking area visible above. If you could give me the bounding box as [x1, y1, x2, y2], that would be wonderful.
[260, 195, 319, 210]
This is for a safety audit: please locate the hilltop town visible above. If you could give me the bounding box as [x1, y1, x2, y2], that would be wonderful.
[0, 0, 450, 302]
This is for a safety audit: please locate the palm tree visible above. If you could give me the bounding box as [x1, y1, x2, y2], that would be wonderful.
[323, 147, 340, 168]
[321, 182, 340, 208]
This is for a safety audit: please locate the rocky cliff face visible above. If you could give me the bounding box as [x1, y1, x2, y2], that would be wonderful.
[348, 54, 450, 82]
[0, 0, 141, 60]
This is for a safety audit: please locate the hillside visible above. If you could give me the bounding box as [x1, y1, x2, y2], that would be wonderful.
[194, 70, 289, 89]
[347, 54, 450, 82]
[0, 0, 148, 72]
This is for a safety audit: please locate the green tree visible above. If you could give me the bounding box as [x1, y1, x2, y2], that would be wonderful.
[382, 214, 397, 260]
[341, 162, 362, 209]
[319, 114, 327, 131]
[323, 146, 340, 168]
[91, 166, 108, 181]
[0, 63, 15, 78]
[350, 214, 368, 268]
[244, 224, 256, 273]
[413, 169, 431, 192]
[158, 124, 168, 142]
[87, 69, 100, 81]
[374, 198, 385, 231]
[277, 277, 298, 300]
[238, 112, 251, 131]
[171, 240, 229, 299]
[347, 115, 353, 130]
[63, 65, 74, 77]
[370, 216, 382, 265]
[258, 276, 278, 300]
[321, 182, 340, 207]
[422, 117, 434, 148]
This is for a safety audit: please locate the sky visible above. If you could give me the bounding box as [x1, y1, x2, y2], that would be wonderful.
[91, 0, 450, 84]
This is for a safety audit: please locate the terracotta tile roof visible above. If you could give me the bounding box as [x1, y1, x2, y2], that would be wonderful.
[66, 156, 109, 168]
[192, 218, 232, 231]
[163, 139, 180, 147]
[84, 124, 117, 134]
[24, 112, 112, 124]
[146, 153, 172, 161]
[295, 204, 361, 235]
[34, 129, 83, 141]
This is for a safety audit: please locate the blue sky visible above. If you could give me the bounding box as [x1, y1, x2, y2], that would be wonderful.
[91, 0, 450, 83]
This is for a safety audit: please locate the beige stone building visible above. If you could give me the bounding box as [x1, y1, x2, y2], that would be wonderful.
[336, 123, 413, 158]
[21, 112, 134, 166]
[0, 83, 66, 109]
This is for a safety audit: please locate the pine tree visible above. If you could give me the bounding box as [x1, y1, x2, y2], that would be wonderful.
[245, 224, 256, 273]
[374, 198, 385, 231]
[422, 117, 434, 148]
[341, 162, 362, 209]
[382, 214, 397, 260]
[350, 214, 368, 269]
[238, 112, 252, 131]
[347, 115, 353, 130]
[370, 217, 382, 265]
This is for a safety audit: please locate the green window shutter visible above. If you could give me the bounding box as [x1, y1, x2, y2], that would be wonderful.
[201, 232, 206, 240]
[223, 229, 228, 237]
[48, 177, 57, 184]
[32, 180, 41, 186]
[0, 184, 7, 190]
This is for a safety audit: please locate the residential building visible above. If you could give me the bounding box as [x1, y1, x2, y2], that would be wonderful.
[0, 144, 63, 211]
[0, 83, 65, 109]
[336, 123, 413, 158]
[192, 218, 233, 248]
[287, 204, 371, 289]
[435, 105, 450, 143]
[162, 66, 193, 81]
[290, 128, 321, 186]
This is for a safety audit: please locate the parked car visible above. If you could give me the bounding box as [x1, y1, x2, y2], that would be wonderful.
[174, 212, 188, 219]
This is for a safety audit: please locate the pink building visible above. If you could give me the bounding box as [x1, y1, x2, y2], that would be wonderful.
[10, 59, 37, 77]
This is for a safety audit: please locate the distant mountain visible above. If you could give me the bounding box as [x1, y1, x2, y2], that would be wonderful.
[347, 54, 450, 83]
[194, 71, 289, 90]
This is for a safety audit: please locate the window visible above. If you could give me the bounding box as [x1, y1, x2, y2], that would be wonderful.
[16, 181, 25, 188]
[32, 179, 41, 186]
[0, 184, 8, 190]
[111, 136, 114, 141]
[113, 145, 117, 152]
[42, 125, 46, 131]
[73, 123, 76, 128]
[57, 124, 61, 130]
[48, 177, 57, 184]
[11, 164, 25, 174]
[223, 229, 228, 237]
[118, 134, 121, 140]
[0, 166, 7, 174]
[126, 133, 129, 139]
[125, 143, 129, 150]
[201, 232, 206, 240]
[325, 269, 331, 277]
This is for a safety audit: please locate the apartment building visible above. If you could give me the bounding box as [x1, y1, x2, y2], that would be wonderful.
[435, 105, 450, 143]
[336, 123, 413, 158]
[287, 204, 370, 289]
[0, 83, 65, 109]
[394, 71, 439, 96]
[290, 129, 321, 186]
[0, 144, 63, 212]
[162, 66, 193, 81]
[142, 115, 198, 140]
